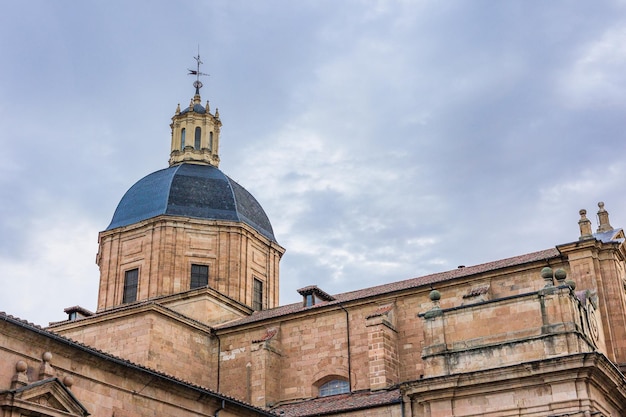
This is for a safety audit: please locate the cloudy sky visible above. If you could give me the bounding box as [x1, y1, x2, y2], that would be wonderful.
[1, 1, 626, 326]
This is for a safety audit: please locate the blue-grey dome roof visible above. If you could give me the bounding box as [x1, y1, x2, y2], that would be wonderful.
[180, 103, 206, 114]
[106, 163, 276, 242]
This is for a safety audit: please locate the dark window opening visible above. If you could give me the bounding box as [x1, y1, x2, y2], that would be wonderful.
[209, 131, 213, 151]
[123, 268, 139, 304]
[194, 127, 201, 149]
[191, 264, 209, 289]
[181, 128, 186, 149]
[253, 278, 263, 311]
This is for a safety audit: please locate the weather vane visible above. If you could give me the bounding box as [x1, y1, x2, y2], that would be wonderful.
[188, 48, 209, 93]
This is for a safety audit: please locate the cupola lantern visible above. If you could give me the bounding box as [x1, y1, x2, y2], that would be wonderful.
[168, 53, 222, 167]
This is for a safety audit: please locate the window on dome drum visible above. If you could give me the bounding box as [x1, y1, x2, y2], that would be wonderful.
[181, 128, 186, 150]
[319, 380, 350, 397]
[190, 264, 209, 289]
[253, 278, 263, 311]
[209, 131, 213, 151]
[123, 268, 138, 304]
[194, 127, 201, 149]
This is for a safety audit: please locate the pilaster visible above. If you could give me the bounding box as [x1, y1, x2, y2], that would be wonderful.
[366, 304, 399, 390]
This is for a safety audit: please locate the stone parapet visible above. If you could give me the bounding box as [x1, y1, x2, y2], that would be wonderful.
[420, 285, 599, 378]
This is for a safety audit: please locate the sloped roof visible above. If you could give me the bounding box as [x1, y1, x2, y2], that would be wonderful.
[216, 247, 560, 329]
[593, 228, 625, 244]
[271, 389, 401, 417]
[0, 312, 275, 416]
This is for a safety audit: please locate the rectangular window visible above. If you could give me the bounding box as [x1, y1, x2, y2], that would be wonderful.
[191, 264, 209, 289]
[253, 278, 263, 311]
[123, 268, 139, 304]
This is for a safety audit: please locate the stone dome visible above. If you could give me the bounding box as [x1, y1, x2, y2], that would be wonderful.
[106, 163, 276, 242]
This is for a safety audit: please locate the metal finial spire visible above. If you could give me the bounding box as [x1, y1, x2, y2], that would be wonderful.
[188, 49, 209, 94]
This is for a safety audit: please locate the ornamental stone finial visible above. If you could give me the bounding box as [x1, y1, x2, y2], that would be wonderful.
[597, 201, 613, 233]
[554, 268, 567, 284]
[11, 360, 28, 388]
[579, 209, 593, 240]
[541, 267, 554, 288]
[424, 289, 443, 319]
[39, 352, 54, 379]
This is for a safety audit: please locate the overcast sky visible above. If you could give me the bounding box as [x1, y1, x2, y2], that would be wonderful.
[2, 1, 626, 326]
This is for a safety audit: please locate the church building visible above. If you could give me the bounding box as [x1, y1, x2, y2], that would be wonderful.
[2, 62, 626, 417]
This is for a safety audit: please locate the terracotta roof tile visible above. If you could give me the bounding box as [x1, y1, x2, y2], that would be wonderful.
[217, 247, 560, 329]
[272, 389, 401, 417]
[49, 299, 215, 331]
[0, 312, 275, 416]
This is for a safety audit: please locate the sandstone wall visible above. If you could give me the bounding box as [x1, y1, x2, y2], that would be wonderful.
[0, 317, 265, 417]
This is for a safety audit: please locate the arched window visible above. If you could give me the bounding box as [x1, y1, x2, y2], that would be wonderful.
[209, 131, 214, 151]
[194, 127, 201, 149]
[318, 379, 349, 397]
[180, 128, 186, 150]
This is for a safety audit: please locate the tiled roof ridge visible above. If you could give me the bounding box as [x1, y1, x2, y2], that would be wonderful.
[48, 292, 241, 331]
[336, 247, 560, 299]
[217, 247, 561, 329]
[0, 311, 276, 416]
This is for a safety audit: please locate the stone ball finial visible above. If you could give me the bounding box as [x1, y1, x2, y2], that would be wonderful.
[11, 360, 29, 388]
[39, 352, 54, 379]
[554, 268, 567, 282]
[598, 201, 605, 210]
[579, 209, 587, 217]
[16, 360, 27, 373]
[63, 375, 74, 387]
[565, 279, 576, 290]
[429, 289, 441, 302]
[541, 267, 555, 288]
[540, 267, 553, 279]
